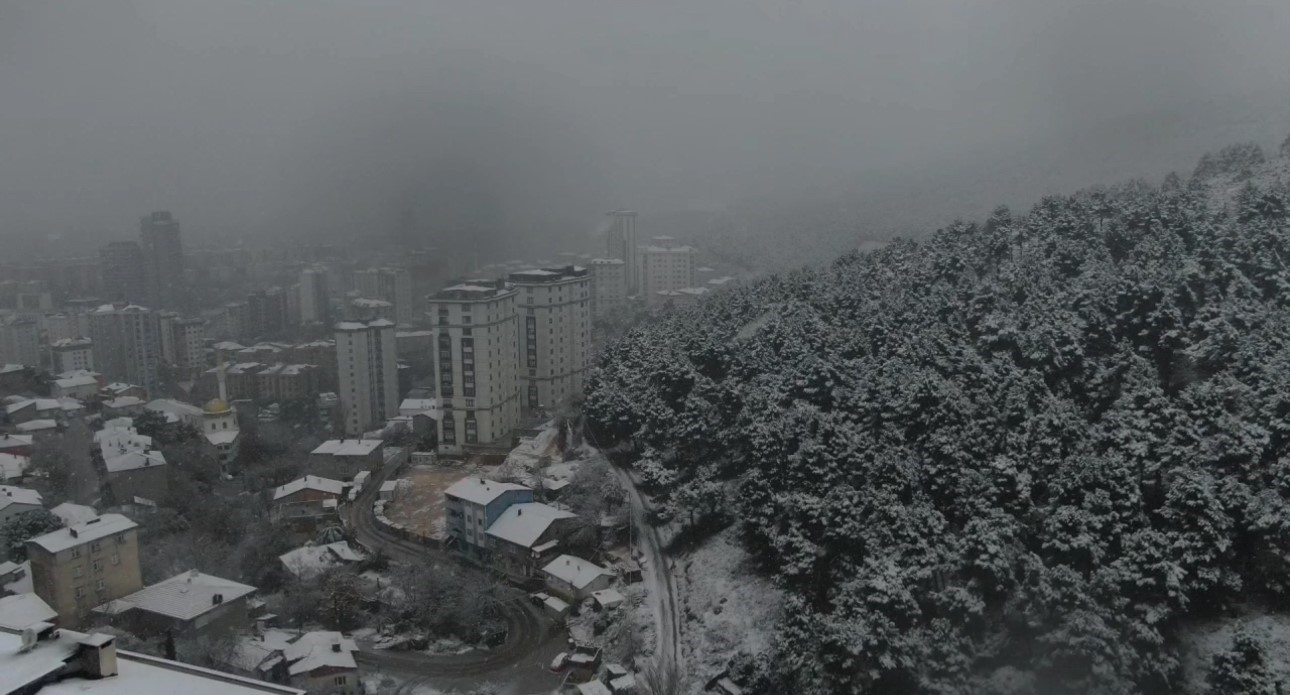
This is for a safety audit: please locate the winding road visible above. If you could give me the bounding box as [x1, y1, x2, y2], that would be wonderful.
[341, 452, 564, 689]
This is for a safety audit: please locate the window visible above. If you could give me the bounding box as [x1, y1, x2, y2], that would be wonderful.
[93, 560, 103, 572]
[71, 547, 81, 559]
[334, 676, 347, 686]
[96, 579, 106, 591]
[75, 586, 85, 598]
[112, 553, 120, 565]
[74, 565, 84, 578]
[90, 540, 101, 553]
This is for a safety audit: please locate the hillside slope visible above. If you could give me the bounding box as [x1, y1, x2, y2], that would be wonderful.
[586, 134, 1290, 694]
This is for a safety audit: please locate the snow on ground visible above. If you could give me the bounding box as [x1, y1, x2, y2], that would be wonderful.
[385, 464, 477, 539]
[1177, 608, 1290, 693]
[677, 525, 782, 686]
[424, 637, 475, 656]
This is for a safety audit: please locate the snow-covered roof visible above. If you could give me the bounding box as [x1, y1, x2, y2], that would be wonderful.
[29, 513, 137, 554]
[0, 434, 33, 449]
[213, 341, 246, 351]
[104, 450, 167, 473]
[591, 588, 625, 609]
[310, 439, 382, 456]
[0, 452, 29, 480]
[2, 560, 32, 595]
[575, 681, 612, 695]
[486, 503, 576, 549]
[282, 631, 358, 676]
[398, 398, 437, 415]
[104, 396, 145, 409]
[15, 419, 58, 433]
[542, 555, 612, 590]
[96, 570, 255, 621]
[103, 382, 137, 394]
[278, 542, 364, 580]
[273, 475, 344, 501]
[51, 502, 98, 526]
[0, 592, 57, 629]
[0, 364, 24, 374]
[444, 478, 530, 506]
[0, 484, 43, 510]
[205, 430, 239, 446]
[54, 374, 99, 389]
[95, 427, 152, 457]
[146, 399, 204, 421]
[609, 674, 637, 692]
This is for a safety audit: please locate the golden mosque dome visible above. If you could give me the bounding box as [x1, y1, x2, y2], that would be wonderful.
[203, 398, 231, 414]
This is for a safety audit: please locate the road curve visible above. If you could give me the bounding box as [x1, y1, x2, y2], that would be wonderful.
[609, 457, 683, 678]
[341, 455, 553, 679]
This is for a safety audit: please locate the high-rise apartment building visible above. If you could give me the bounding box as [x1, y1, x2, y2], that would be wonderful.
[99, 241, 146, 303]
[89, 304, 162, 396]
[158, 314, 206, 376]
[335, 319, 399, 436]
[638, 240, 698, 306]
[352, 267, 413, 325]
[299, 266, 332, 325]
[605, 210, 639, 294]
[428, 281, 521, 453]
[509, 266, 592, 412]
[588, 258, 628, 320]
[43, 312, 91, 343]
[50, 338, 94, 373]
[140, 211, 184, 309]
[0, 318, 41, 367]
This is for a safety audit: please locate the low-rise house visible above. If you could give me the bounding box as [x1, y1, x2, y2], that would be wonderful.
[0, 484, 43, 524]
[0, 623, 305, 694]
[256, 363, 320, 402]
[94, 569, 256, 638]
[0, 560, 32, 596]
[103, 450, 168, 506]
[591, 588, 625, 611]
[145, 398, 205, 428]
[486, 503, 579, 580]
[27, 513, 142, 627]
[542, 555, 614, 603]
[271, 476, 345, 524]
[50, 372, 101, 400]
[278, 542, 365, 581]
[102, 382, 145, 400]
[51, 502, 98, 527]
[14, 419, 59, 437]
[0, 434, 33, 457]
[281, 631, 360, 695]
[398, 398, 438, 419]
[0, 591, 57, 629]
[102, 395, 146, 417]
[443, 478, 534, 563]
[308, 439, 383, 480]
[3, 398, 71, 425]
[0, 452, 29, 483]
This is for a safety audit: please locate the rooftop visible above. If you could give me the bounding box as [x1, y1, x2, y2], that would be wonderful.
[444, 478, 530, 507]
[310, 439, 382, 457]
[0, 435, 33, 449]
[95, 570, 256, 621]
[50, 502, 98, 526]
[589, 257, 625, 265]
[104, 450, 167, 474]
[0, 453, 29, 480]
[429, 281, 514, 302]
[282, 631, 358, 676]
[28, 513, 137, 554]
[145, 399, 204, 422]
[0, 484, 43, 510]
[486, 502, 576, 549]
[273, 475, 345, 501]
[541, 554, 613, 590]
[508, 265, 590, 284]
[53, 374, 99, 389]
[0, 593, 56, 630]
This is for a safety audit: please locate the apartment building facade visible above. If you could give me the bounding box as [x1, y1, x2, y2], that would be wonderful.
[508, 266, 592, 412]
[588, 258, 627, 320]
[28, 514, 143, 626]
[335, 319, 398, 436]
[88, 304, 162, 397]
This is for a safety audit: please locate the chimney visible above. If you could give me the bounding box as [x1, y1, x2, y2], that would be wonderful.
[331, 636, 342, 653]
[212, 594, 224, 605]
[69, 528, 78, 538]
[189, 568, 199, 580]
[517, 508, 522, 516]
[76, 634, 119, 679]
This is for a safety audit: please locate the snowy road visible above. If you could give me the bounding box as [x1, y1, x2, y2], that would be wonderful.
[610, 458, 684, 679]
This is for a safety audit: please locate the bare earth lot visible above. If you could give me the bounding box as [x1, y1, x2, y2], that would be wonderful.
[385, 465, 475, 540]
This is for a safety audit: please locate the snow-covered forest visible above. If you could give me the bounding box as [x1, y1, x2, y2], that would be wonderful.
[585, 135, 1290, 693]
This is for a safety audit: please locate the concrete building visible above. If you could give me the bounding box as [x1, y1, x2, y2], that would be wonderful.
[0, 318, 41, 367]
[0, 484, 43, 525]
[335, 319, 398, 436]
[588, 258, 628, 320]
[94, 569, 256, 638]
[271, 475, 345, 524]
[43, 312, 91, 344]
[99, 241, 147, 303]
[351, 267, 413, 325]
[256, 364, 320, 402]
[88, 304, 162, 397]
[638, 241, 698, 307]
[486, 502, 579, 580]
[508, 266, 592, 413]
[166, 316, 206, 375]
[247, 288, 289, 338]
[605, 210, 639, 294]
[140, 211, 184, 309]
[103, 450, 168, 505]
[345, 297, 394, 322]
[298, 266, 331, 325]
[307, 440, 383, 480]
[443, 478, 533, 564]
[50, 338, 93, 373]
[428, 281, 521, 453]
[541, 554, 614, 602]
[27, 513, 142, 626]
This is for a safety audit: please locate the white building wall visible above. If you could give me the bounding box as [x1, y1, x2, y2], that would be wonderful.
[513, 274, 591, 412]
[639, 245, 698, 306]
[429, 288, 521, 453]
[336, 320, 399, 436]
[588, 259, 627, 320]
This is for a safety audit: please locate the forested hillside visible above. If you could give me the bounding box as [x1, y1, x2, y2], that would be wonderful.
[585, 135, 1290, 694]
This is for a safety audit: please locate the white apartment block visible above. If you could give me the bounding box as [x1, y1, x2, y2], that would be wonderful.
[335, 319, 399, 436]
[509, 266, 592, 412]
[588, 258, 627, 320]
[299, 266, 331, 325]
[638, 240, 698, 306]
[51, 338, 94, 373]
[352, 267, 413, 325]
[605, 210, 639, 294]
[88, 304, 162, 397]
[0, 319, 41, 367]
[43, 312, 91, 343]
[429, 282, 521, 453]
[157, 314, 205, 374]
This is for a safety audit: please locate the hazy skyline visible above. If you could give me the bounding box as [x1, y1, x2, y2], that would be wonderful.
[2, 0, 1288, 257]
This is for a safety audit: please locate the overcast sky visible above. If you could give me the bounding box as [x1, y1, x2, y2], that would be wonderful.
[1, 0, 1288, 256]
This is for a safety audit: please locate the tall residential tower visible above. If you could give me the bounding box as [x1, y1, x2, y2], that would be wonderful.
[509, 266, 592, 412]
[335, 319, 399, 436]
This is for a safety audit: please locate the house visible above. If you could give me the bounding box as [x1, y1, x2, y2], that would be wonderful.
[101, 382, 145, 400]
[0, 560, 32, 596]
[398, 398, 438, 419]
[27, 513, 142, 627]
[102, 396, 146, 418]
[51, 502, 98, 527]
[0, 453, 29, 483]
[0, 485, 43, 524]
[542, 555, 614, 603]
[486, 503, 579, 580]
[0, 592, 57, 629]
[0, 434, 33, 457]
[51, 372, 101, 400]
[94, 569, 256, 638]
[103, 450, 168, 505]
[14, 419, 59, 437]
[278, 542, 366, 581]
[308, 440, 383, 480]
[144, 398, 205, 428]
[591, 588, 625, 611]
[443, 478, 533, 563]
[271, 476, 346, 524]
[0, 623, 305, 694]
[278, 631, 360, 695]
